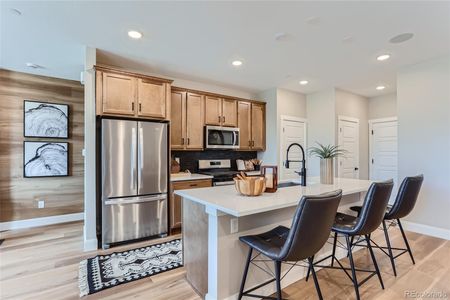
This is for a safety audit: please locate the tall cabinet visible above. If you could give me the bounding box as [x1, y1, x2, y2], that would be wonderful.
[237, 101, 266, 151]
[170, 90, 205, 150]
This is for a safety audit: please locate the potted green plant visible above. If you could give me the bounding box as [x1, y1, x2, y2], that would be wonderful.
[309, 143, 347, 184]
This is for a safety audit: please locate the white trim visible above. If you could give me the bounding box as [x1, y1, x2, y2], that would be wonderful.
[368, 116, 398, 125]
[402, 220, 450, 240]
[83, 238, 98, 252]
[338, 115, 360, 123]
[0, 212, 84, 231]
[279, 116, 308, 181]
[280, 114, 307, 123]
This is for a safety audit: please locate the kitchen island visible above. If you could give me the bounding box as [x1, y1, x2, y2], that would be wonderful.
[176, 177, 372, 300]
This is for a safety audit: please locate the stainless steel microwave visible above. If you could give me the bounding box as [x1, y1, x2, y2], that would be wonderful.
[205, 126, 239, 149]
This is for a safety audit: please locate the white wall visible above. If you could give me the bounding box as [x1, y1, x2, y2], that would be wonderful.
[397, 56, 450, 236]
[335, 89, 369, 179]
[306, 89, 336, 176]
[368, 93, 397, 119]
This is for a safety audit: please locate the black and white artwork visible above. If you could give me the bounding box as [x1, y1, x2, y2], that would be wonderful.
[24, 100, 69, 138]
[23, 142, 68, 177]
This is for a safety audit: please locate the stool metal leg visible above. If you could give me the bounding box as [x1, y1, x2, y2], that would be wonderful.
[346, 235, 360, 300]
[382, 220, 397, 276]
[365, 234, 384, 289]
[331, 232, 338, 267]
[238, 248, 253, 300]
[308, 257, 323, 300]
[274, 260, 282, 300]
[398, 219, 415, 264]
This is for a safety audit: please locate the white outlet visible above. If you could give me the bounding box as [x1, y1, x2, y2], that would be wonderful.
[230, 218, 239, 234]
[38, 200, 45, 209]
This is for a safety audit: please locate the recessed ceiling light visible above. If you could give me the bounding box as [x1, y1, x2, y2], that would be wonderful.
[376, 85, 386, 90]
[274, 32, 288, 41]
[232, 60, 243, 67]
[299, 80, 308, 85]
[377, 54, 390, 61]
[26, 62, 43, 69]
[10, 8, 22, 16]
[389, 33, 414, 44]
[128, 30, 143, 39]
[342, 36, 354, 44]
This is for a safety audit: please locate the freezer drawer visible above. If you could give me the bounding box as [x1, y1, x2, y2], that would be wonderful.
[102, 194, 168, 247]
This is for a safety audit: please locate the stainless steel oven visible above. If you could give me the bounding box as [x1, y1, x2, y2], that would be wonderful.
[205, 126, 239, 149]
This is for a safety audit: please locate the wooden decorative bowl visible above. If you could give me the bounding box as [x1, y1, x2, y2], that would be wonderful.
[234, 177, 266, 196]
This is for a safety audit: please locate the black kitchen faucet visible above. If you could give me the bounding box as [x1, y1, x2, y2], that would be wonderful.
[284, 143, 307, 186]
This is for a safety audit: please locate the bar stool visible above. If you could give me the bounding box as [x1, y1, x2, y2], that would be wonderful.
[350, 175, 424, 276]
[238, 190, 343, 300]
[307, 179, 393, 300]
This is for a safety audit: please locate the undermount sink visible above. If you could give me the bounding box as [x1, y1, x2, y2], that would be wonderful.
[277, 181, 302, 188]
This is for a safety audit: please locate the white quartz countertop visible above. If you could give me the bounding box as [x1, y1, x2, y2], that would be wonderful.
[175, 177, 372, 217]
[170, 173, 213, 182]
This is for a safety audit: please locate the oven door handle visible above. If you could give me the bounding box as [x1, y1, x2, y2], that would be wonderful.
[214, 181, 235, 186]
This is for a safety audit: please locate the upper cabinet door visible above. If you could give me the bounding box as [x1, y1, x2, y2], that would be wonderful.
[170, 91, 186, 150]
[222, 99, 238, 127]
[238, 101, 252, 150]
[186, 93, 204, 149]
[204, 96, 222, 126]
[102, 73, 136, 116]
[137, 79, 166, 119]
[251, 103, 265, 150]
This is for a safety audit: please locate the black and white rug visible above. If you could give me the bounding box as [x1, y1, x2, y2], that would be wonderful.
[79, 239, 182, 297]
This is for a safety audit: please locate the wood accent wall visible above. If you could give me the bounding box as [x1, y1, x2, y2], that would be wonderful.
[0, 69, 84, 222]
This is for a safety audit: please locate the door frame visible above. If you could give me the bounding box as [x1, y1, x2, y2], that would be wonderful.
[279, 115, 308, 181]
[368, 117, 398, 180]
[337, 115, 360, 178]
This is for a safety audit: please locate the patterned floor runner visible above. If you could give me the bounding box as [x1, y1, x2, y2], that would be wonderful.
[79, 239, 182, 297]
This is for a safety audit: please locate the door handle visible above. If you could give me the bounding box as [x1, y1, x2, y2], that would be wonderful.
[187, 138, 190, 145]
[223, 116, 226, 123]
[105, 195, 167, 205]
[139, 103, 142, 112]
[132, 102, 135, 111]
[354, 167, 359, 171]
[218, 116, 221, 123]
[131, 127, 137, 191]
[181, 138, 184, 145]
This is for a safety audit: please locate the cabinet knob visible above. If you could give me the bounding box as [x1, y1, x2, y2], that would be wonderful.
[218, 116, 221, 123]
[187, 138, 190, 145]
[223, 116, 226, 123]
[139, 103, 142, 112]
[132, 102, 135, 111]
[181, 138, 185, 145]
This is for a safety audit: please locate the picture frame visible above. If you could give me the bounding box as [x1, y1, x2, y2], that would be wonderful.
[23, 141, 69, 178]
[23, 100, 69, 139]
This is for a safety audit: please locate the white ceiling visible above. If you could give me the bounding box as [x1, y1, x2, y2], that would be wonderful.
[1, 1, 449, 97]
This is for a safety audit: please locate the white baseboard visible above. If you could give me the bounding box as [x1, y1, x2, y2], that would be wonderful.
[402, 220, 450, 240]
[0, 212, 84, 231]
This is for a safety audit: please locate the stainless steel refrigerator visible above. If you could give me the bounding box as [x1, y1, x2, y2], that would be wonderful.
[101, 118, 168, 249]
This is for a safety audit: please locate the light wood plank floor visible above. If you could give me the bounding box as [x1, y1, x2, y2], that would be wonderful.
[0, 221, 448, 299]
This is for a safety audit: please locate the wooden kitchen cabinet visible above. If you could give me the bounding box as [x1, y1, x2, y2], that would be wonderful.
[238, 101, 252, 150]
[96, 66, 172, 119]
[204, 96, 237, 127]
[170, 179, 212, 232]
[251, 103, 265, 150]
[100, 71, 136, 116]
[237, 101, 266, 150]
[170, 90, 204, 150]
[137, 78, 168, 119]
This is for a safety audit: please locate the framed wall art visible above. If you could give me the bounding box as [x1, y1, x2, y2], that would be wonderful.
[23, 100, 69, 138]
[23, 141, 69, 178]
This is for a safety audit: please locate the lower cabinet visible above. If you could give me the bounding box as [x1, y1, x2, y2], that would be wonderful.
[170, 179, 212, 232]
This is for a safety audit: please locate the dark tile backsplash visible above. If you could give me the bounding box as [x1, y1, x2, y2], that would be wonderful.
[171, 150, 257, 172]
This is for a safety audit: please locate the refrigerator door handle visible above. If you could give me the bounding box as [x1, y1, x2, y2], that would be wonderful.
[131, 127, 137, 192]
[105, 194, 167, 205]
[139, 126, 144, 173]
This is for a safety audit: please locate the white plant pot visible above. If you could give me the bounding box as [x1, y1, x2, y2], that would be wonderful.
[320, 158, 334, 184]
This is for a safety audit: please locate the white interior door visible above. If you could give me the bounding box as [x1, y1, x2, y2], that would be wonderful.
[280, 116, 307, 181]
[369, 118, 398, 203]
[338, 117, 360, 179]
